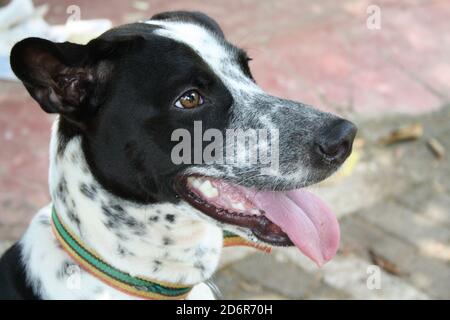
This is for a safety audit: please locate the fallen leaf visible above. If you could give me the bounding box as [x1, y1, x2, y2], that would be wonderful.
[378, 123, 423, 145]
[427, 138, 445, 159]
[368, 249, 407, 276]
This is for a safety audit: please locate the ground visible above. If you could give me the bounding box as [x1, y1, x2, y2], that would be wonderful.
[0, 0, 449, 299]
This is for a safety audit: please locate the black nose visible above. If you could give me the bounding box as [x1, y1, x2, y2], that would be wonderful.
[314, 119, 357, 164]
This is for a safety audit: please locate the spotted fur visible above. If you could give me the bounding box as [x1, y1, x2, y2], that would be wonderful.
[17, 120, 221, 299]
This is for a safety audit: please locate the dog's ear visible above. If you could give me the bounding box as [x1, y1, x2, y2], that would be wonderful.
[10, 36, 142, 122]
[151, 11, 225, 38]
[11, 38, 95, 117]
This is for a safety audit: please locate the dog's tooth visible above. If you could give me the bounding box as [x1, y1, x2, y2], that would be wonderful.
[188, 177, 203, 189]
[198, 180, 218, 198]
[231, 202, 246, 211]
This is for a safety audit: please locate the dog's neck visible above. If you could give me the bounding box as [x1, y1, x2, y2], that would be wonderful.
[48, 120, 223, 286]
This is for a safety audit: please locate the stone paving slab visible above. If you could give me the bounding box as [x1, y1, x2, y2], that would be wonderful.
[228, 253, 323, 299]
[217, 247, 430, 299]
[395, 184, 450, 226]
[215, 252, 351, 300]
[212, 268, 289, 300]
[339, 215, 449, 299]
[361, 201, 450, 248]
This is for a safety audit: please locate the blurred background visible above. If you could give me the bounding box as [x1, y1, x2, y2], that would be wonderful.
[0, 0, 449, 299]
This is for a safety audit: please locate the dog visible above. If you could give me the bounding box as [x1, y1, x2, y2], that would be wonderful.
[0, 11, 356, 300]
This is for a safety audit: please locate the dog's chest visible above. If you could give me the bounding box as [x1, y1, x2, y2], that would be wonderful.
[21, 205, 129, 299]
[20, 205, 217, 299]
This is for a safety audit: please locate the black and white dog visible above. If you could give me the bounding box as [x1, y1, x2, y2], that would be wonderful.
[0, 11, 356, 299]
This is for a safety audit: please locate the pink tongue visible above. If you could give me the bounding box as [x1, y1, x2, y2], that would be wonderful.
[252, 190, 340, 266]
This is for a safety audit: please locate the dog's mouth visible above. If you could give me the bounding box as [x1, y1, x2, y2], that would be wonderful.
[174, 175, 340, 266]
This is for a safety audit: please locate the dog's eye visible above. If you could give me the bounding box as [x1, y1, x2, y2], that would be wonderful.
[175, 90, 204, 109]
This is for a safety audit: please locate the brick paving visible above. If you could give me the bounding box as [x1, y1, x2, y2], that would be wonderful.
[1, 0, 449, 299]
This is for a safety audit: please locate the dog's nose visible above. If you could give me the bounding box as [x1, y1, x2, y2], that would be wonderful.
[314, 119, 357, 164]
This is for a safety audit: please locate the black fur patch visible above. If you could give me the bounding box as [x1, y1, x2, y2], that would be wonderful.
[116, 244, 134, 257]
[37, 215, 51, 226]
[0, 244, 40, 299]
[102, 203, 146, 236]
[66, 208, 81, 231]
[165, 214, 175, 223]
[79, 183, 97, 200]
[162, 237, 173, 246]
[56, 178, 68, 205]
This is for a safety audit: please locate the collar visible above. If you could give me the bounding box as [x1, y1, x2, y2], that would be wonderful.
[51, 205, 270, 300]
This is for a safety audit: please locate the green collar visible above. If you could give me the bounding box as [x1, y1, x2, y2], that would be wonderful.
[51, 206, 270, 299]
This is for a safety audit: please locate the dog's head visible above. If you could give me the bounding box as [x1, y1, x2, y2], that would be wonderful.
[11, 11, 356, 266]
